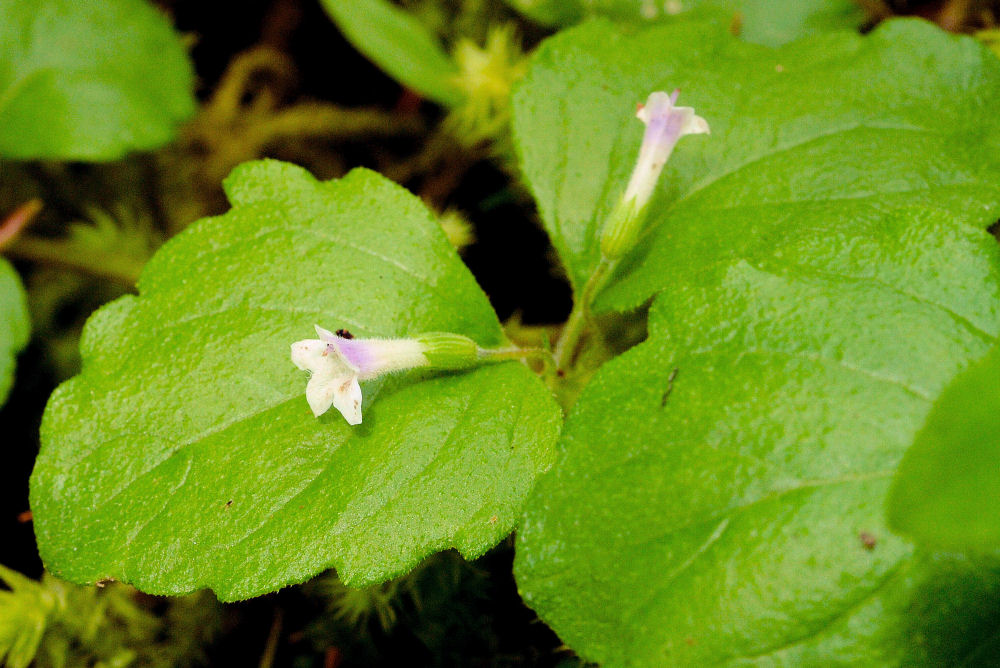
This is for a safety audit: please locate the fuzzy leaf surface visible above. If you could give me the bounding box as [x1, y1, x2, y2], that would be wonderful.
[505, 0, 863, 46]
[512, 18, 1000, 296]
[889, 344, 1000, 551]
[320, 0, 463, 107]
[0, 259, 29, 406]
[0, 0, 195, 160]
[515, 18, 1000, 667]
[517, 206, 1000, 664]
[30, 161, 560, 601]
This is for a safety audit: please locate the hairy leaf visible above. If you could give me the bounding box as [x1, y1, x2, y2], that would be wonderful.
[512, 18, 1000, 296]
[504, 0, 864, 46]
[0, 0, 195, 160]
[0, 259, 28, 406]
[515, 18, 1000, 666]
[31, 161, 559, 601]
[320, 0, 463, 107]
[889, 344, 1000, 551]
[517, 209, 1000, 663]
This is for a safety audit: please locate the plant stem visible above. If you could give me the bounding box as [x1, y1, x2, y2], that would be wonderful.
[483, 345, 557, 375]
[938, 0, 973, 31]
[258, 607, 284, 668]
[553, 257, 615, 372]
[855, 0, 892, 22]
[553, 301, 587, 371]
[0, 199, 43, 248]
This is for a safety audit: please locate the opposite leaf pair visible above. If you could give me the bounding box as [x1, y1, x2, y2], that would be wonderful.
[30, 14, 1000, 668]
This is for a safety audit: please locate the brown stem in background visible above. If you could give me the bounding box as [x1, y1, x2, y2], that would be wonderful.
[248, 102, 421, 144]
[938, 0, 974, 30]
[855, 0, 894, 22]
[261, 0, 302, 50]
[160, 43, 428, 233]
[258, 607, 284, 668]
[0, 199, 43, 249]
[208, 47, 298, 122]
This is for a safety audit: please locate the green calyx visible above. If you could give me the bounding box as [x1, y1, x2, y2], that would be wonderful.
[415, 332, 482, 369]
[598, 197, 645, 261]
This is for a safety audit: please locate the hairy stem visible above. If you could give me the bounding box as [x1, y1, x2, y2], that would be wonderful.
[553, 257, 615, 372]
[483, 345, 557, 379]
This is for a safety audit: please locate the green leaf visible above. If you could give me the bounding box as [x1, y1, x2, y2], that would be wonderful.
[0, 258, 29, 406]
[516, 209, 1000, 663]
[512, 18, 1000, 296]
[0, 0, 196, 161]
[514, 19, 1000, 666]
[30, 160, 560, 601]
[889, 344, 1000, 551]
[505, 0, 864, 47]
[320, 0, 464, 107]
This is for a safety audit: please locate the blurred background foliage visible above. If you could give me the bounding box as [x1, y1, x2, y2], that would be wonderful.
[2, 0, 999, 665]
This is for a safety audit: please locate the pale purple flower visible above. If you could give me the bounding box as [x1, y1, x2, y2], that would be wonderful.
[623, 90, 710, 211]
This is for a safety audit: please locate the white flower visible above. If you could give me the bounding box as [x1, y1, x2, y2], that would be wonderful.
[290, 325, 428, 424]
[290, 337, 363, 424]
[623, 90, 710, 211]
